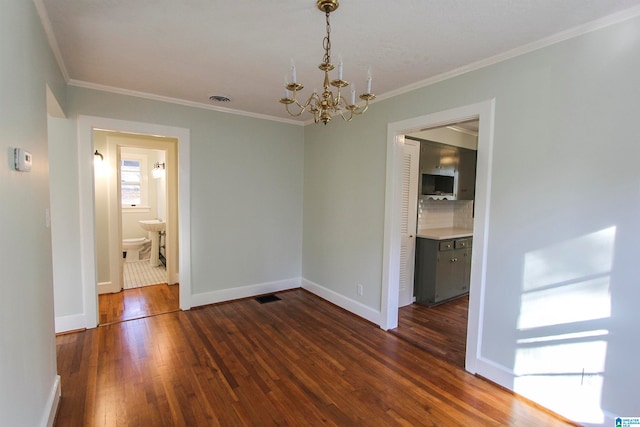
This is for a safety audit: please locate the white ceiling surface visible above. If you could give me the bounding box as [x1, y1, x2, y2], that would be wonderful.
[41, 0, 640, 124]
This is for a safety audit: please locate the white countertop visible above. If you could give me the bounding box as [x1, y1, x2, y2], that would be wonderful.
[416, 227, 473, 240]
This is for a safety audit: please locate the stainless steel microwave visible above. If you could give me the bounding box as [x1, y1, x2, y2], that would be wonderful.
[421, 173, 455, 199]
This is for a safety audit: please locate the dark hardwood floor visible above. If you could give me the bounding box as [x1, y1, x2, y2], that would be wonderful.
[390, 295, 469, 367]
[98, 283, 179, 325]
[55, 289, 572, 426]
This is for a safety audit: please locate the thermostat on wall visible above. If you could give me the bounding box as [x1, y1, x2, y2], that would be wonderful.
[14, 148, 32, 172]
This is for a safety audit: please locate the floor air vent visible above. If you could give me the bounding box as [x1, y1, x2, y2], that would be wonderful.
[255, 294, 281, 304]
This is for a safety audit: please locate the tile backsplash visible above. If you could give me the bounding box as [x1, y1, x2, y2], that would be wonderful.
[418, 198, 474, 230]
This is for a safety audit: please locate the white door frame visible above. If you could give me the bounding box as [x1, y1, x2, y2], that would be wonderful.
[381, 100, 495, 374]
[78, 115, 192, 329]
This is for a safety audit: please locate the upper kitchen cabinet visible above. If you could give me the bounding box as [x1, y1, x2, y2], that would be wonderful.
[457, 147, 477, 201]
[419, 139, 459, 175]
[413, 137, 477, 200]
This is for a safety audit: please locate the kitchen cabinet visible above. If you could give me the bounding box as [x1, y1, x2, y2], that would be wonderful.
[457, 147, 477, 200]
[414, 237, 472, 305]
[411, 137, 477, 200]
[418, 139, 458, 175]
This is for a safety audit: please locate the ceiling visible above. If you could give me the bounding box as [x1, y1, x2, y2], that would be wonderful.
[39, 0, 640, 124]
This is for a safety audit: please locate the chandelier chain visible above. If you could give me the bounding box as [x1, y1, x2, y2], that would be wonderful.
[323, 10, 331, 65]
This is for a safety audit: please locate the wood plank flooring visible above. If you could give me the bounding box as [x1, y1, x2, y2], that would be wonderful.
[98, 283, 179, 325]
[55, 289, 572, 426]
[390, 296, 469, 367]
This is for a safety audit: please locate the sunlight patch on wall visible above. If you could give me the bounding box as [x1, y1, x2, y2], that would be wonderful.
[514, 226, 616, 425]
[522, 227, 615, 292]
[514, 370, 605, 424]
[517, 277, 610, 330]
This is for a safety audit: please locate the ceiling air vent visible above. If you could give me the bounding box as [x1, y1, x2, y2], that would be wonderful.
[209, 95, 231, 103]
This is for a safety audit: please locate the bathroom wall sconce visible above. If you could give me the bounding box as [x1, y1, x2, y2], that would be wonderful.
[152, 162, 166, 179]
[93, 150, 104, 165]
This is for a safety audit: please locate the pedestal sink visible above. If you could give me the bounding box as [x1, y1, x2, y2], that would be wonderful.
[139, 220, 165, 266]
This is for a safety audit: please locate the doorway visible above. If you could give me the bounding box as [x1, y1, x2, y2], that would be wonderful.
[76, 115, 192, 330]
[93, 130, 179, 324]
[392, 120, 478, 367]
[381, 100, 495, 374]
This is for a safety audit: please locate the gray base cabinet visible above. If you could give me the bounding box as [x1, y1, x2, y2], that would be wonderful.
[414, 237, 472, 306]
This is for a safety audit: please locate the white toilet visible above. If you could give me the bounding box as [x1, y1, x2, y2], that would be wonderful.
[122, 237, 151, 262]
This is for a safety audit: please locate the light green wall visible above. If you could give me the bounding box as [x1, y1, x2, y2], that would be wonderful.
[303, 15, 640, 421]
[49, 115, 84, 314]
[303, 118, 387, 309]
[0, 1, 66, 425]
[64, 87, 304, 296]
[6, 0, 638, 423]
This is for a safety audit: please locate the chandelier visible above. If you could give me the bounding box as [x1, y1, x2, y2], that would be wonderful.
[279, 0, 375, 125]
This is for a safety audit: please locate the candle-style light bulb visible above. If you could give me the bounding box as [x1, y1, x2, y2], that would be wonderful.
[291, 59, 297, 84]
[338, 55, 343, 81]
[350, 85, 356, 105]
[366, 67, 372, 94]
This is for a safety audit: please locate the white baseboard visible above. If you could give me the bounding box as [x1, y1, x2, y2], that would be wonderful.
[301, 278, 382, 326]
[40, 375, 61, 427]
[97, 281, 120, 294]
[475, 356, 516, 390]
[55, 313, 86, 333]
[473, 357, 592, 425]
[190, 277, 301, 308]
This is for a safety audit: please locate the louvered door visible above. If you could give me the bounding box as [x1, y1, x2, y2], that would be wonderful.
[399, 139, 419, 307]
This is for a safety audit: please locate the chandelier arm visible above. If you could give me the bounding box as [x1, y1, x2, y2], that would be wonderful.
[285, 103, 306, 117]
[281, 1, 374, 124]
[345, 110, 355, 122]
[350, 100, 371, 116]
[293, 97, 310, 110]
[336, 93, 350, 109]
[333, 87, 342, 108]
[336, 107, 349, 122]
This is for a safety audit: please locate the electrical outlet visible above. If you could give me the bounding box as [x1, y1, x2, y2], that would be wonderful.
[357, 283, 363, 296]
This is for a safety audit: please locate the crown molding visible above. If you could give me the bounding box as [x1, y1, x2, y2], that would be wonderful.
[68, 80, 304, 126]
[33, 0, 70, 82]
[375, 4, 640, 104]
[37, 2, 640, 127]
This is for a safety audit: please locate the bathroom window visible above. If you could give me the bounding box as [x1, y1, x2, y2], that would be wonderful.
[121, 155, 149, 209]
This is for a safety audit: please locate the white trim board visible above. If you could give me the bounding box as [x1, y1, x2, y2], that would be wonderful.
[190, 278, 301, 308]
[40, 375, 61, 427]
[77, 116, 192, 329]
[382, 100, 496, 378]
[375, 5, 640, 105]
[69, 80, 304, 126]
[301, 278, 382, 326]
[97, 281, 119, 295]
[54, 314, 86, 334]
[35, 0, 640, 128]
[33, 0, 70, 82]
[190, 277, 382, 327]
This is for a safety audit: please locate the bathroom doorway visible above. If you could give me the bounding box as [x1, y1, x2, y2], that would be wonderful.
[93, 129, 180, 324]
